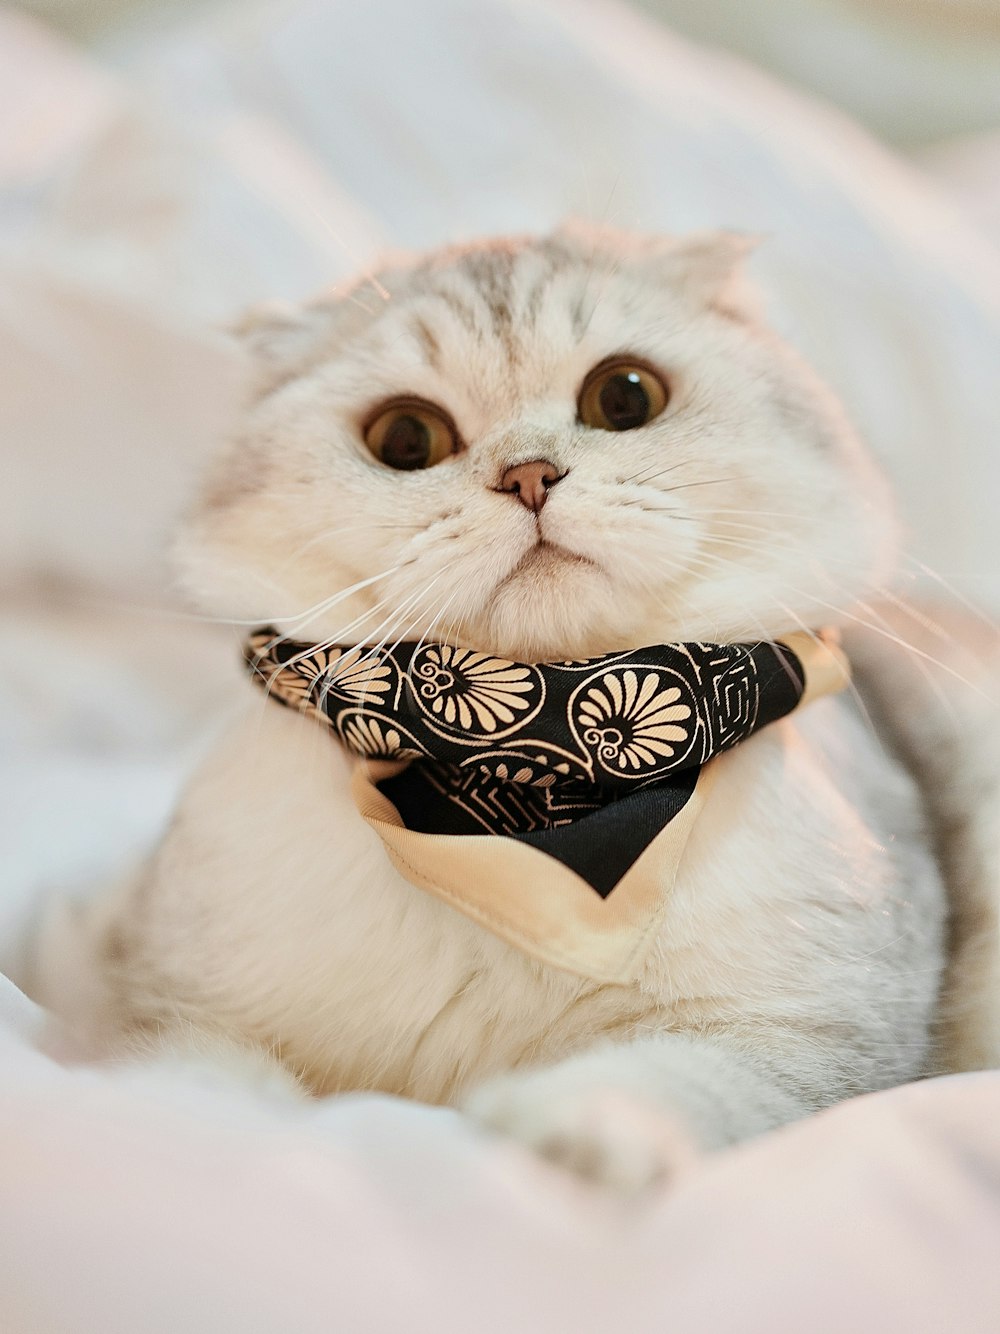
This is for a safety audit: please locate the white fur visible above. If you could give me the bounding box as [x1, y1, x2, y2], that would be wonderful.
[44, 227, 948, 1189]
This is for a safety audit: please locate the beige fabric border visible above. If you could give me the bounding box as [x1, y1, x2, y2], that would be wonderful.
[353, 761, 717, 985]
[780, 630, 851, 707]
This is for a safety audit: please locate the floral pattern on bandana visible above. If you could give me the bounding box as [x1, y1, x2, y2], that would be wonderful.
[247, 638, 398, 722]
[409, 645, 544, 739]
[338, 713, 426, 763]
[317, 649, 395, 706]
[244, 631, 808, 815]
[572, 669, 696, 779]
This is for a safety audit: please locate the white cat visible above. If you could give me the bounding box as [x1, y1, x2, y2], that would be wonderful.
[48, 226, 949, 1191]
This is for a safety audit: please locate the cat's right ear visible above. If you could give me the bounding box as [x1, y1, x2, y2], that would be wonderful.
[229, 301, 336, 397]
[651, 231, 764, 318]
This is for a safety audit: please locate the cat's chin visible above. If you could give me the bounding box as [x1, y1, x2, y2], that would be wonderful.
[447, 550, 643, 663]
[444, 577, 834, 664]
[498, 540, 597, 586]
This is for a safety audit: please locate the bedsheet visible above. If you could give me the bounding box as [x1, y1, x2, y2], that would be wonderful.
[3, 970, 1000, 1333]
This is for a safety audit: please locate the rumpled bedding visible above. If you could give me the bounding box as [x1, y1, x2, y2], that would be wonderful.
[2, 2, 999, 1329]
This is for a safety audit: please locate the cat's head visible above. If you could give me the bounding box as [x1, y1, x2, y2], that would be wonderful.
[177, 225, 896, 660]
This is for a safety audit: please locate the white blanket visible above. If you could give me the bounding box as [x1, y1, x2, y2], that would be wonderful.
[3, 969, 1000, 1333]
[2, 3, 999, 1329]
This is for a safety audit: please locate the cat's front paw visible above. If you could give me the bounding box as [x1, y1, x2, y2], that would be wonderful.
[463, 1065, 699, 1194]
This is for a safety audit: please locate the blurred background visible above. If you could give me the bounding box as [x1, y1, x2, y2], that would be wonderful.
[2, 0, 999, 966]
[16, 0, 1000, 148]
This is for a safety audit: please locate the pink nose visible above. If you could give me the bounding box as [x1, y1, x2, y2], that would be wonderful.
[497, 460, 564, 513]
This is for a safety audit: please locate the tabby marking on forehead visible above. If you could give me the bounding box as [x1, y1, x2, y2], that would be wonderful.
[457, 249, 520, 359]
[411, 316, 443, 372]
[422, 284, 482, 341]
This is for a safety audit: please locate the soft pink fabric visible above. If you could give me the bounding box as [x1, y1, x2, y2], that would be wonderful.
[1, 974, 998, 1334]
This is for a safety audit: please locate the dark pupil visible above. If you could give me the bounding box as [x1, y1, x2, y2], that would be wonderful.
[381, 415, 431, 469]
[599, 372, 650, 430]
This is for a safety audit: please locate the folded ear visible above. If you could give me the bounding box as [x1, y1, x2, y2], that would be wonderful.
[656, 230, 762, 312]
[556, 221, 761, 314]
[230, 301, 337, 396]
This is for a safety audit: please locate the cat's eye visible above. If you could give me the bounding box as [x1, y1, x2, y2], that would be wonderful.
[577, 358, 669, 432]
[363, 399, 460, 470]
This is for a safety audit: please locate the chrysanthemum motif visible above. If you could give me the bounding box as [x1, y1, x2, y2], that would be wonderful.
[459, 743, 592, 789]
[315, 649, 394, 708]
[410, 645, 543, 739]
[574, 668, 694, 777]
[244, 638, 324, 717]
[337, 713, 424, 762]
[272, 660, 317, 709]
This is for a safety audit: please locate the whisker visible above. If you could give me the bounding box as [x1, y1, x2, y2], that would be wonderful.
[408, 584, 462, 663]
[768, 596, 879, 737]
[251, 567, 402, 664]
[785, 586, 994, 701]
[658, 477, 739, 494]
[898, 557, 995, 629]
[253, 594, 395, 707]
[700, 532, 788, 553]
[703, 518, 792, 536]
[873, 587, 960, 644]
[245, 595, 395, 749]
[620, 460, 692, 487]
[696, 507, 806, 521]
[574, 251, 624, 342]
[317, 577, 448, 714]
[855, 596, 961, 730]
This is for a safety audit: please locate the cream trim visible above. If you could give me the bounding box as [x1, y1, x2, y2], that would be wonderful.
[352, 760, 719, 985]
[778, 629, 851, 709]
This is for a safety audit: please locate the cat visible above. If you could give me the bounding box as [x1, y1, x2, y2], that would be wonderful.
[46, 225, 948, 1191]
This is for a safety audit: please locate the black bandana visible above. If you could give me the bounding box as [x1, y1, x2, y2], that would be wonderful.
[244, 633, 842, 905]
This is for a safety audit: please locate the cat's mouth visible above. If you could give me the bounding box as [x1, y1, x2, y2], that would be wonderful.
[497, 539, 597, 588]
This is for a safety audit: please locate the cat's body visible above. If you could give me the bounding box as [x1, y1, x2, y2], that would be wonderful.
[49, 227, 950, 1188]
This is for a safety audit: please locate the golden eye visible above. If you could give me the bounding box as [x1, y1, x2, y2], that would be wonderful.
[363, 399, 460, 470]
[578, 358, 669, 432]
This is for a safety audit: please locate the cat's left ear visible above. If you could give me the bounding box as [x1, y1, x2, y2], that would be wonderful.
[656, 230, 763, 314]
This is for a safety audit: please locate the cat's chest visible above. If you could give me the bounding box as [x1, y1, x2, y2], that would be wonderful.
[677, 696, 894, 893]
[163, 691, 936, 1096]
[214, 690, 894, 959]
[655, 692, 932, 999]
